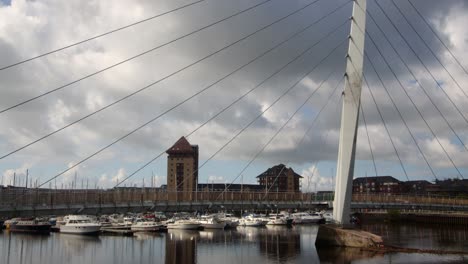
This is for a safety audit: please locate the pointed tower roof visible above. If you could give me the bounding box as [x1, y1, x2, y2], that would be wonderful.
[166, 136, 195, 154]
[256, 164, 303, 178]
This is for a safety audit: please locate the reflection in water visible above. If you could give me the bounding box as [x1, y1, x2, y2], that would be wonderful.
[317, 246, 385, 264]
[133, 232, 163, 241]
[165, 230, 198, 264]
[258, 226, 300, 262]
[60, 234, 101, 256]
[361, 223, 468, 252]
[0, 224, 467, 263]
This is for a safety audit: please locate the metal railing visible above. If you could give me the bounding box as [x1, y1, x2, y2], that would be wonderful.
[1, 188, 467, 209]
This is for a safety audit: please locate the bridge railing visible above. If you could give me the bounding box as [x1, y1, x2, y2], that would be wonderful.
[1, 188, 467, 209]
[352, 193, 468, 206]
[0, 188, 316, 208]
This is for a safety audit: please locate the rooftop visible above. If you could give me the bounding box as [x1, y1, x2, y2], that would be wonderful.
[256, 164, 303, 179]
[166, 136, 197, 154]
[353, 176, 400, 184]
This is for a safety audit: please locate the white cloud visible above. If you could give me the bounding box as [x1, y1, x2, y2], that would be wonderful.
[1, 163, 30, 187]
[0, 0, 467, 189]
[208, 175, 225, 183]
[301, 164, 334, 192]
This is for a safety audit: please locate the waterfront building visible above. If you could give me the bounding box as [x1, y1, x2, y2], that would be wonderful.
[166, 136, 199, 194]
[352, 176, 401, 194]
[426, 178, 468, 196]
[256, 164, 303, 192]
[196, 183, 264, 192]
[401, 180, 433, 194]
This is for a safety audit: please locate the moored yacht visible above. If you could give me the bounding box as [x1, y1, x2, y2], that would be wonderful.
[239, 214, 266, 227]
[197, 215, 226, 229]
[218, 213, 240, 228]
[291, 212, 324, 224]
[9, 219, 51, 234]
[266, 214, 292, 225]
[60, 215, 101, 235]
[131, 220, 162, 232]
[166, 219, 200, 230]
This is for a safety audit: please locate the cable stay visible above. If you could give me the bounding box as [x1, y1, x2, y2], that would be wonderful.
[390, 0, 468, 100]
[351, 14, 452, 180]
[260, 76, 344, 200]
[0, 0, 349, 161]
[341, 47, 379, 179]
[0, 0, 205, 71]
[114, 37, 347, 190]
[165, 38, 346, 193]
[352, 3, 468, 153]
[359, 98, 378, 177]
[0, 0, 273, 115]
[362, 74, 412, 181]
[34, 25, 348, 190]
[370, 2, 468, 137]
[356, 7, 465, 178]
[214, 64, 345, 201]
[361, 54, 443, 180]
[406, 0, 468, 83]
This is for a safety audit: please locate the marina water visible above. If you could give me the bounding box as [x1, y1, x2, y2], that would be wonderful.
[1, 223, 467, 264]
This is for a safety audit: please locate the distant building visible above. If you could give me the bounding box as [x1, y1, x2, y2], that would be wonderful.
[401, 180, 432, 194]
[352, 176, 401, 194]
[256, 164, 302, 193]
[166, 136, 199, 193]
[197, 183, 264, 192]
[426, 179, 468, 196]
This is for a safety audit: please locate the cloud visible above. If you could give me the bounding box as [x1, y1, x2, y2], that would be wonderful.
[301, 164, 334, 192]
[208, 175, 225, 183]
[0, 0, 467, 189]
[1, 163, 30, 187]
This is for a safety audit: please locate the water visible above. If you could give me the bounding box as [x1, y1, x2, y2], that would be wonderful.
[1, 224, 467, 264]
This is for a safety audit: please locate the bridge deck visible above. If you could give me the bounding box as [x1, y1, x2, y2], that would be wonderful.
[1, 189, 467, 217]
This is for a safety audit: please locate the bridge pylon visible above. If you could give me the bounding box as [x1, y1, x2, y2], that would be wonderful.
[333, 0, 367, 225]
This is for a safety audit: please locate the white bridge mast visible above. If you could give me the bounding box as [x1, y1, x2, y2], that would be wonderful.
[333, 0, 367, 225]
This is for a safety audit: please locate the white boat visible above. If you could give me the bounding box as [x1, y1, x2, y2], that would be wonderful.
[320, 211, 334, 223]
[131, 220, 162, 232]
[291, 212, 324, 224]
[197, 216, 226, 229]
[266, 214, 292, 225]
[166, 219, 200, 230]
[60, 215, 101, 235]
[239, 214, 266, 227]
[218, 213, 240, 228]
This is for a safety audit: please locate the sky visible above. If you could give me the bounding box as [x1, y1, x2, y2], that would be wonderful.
[1, 0, 468, 192]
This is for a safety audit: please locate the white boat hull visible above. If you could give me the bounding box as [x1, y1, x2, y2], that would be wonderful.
[167, 223, 200, 230]
[60, 225, 101, 234]
[266, 219, 288, 225]
[131, 226, 160, 232]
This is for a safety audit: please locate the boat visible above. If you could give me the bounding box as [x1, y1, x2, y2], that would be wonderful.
[60, 215, 101, 235]
[266, 214, 292, 225]
[166, 219, 201, 230]
[131, 220, 162, 232]
[9, 219, 52, 234]
[291, 212, 324, 224]
[320, 211, 334, 223]
[218, 213, 240, 228]
[239, 214, 266, 227]
[4, 217, 22, 229]
[197, 215, 226, 229]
